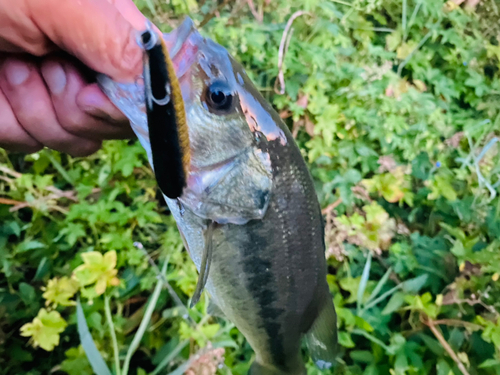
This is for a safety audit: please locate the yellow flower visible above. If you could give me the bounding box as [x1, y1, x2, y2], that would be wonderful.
[20, 309, 67, 351]
[73, 251, 120, 298]
[42, 276, 79, 307]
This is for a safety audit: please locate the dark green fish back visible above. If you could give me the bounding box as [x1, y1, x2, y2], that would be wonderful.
[206, 123, 336, 374]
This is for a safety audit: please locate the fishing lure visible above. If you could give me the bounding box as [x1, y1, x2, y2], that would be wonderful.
[141, 26, 211, 309]
[141, 26, 190, 199]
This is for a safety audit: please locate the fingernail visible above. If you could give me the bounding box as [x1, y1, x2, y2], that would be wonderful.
[42, 62, 66, 95]
[79, 91, 115, 118]
[77, 85, 127, 123]
[4, 60, 30, 86]
[80, 91, 102, 108]
[79, 92, 106, 114]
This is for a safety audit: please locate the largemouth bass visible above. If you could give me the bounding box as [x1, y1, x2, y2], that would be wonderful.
[98, 17, 337, 375]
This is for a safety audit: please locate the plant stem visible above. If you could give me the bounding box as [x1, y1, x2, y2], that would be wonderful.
[151, 339, 190, 375]
[361, 284, 402, 312]
[274, 10, 311, 94]
[352, 328, 391, 352]
[365, 267, 393, 306]
[198, 0, 231, 28]
[426, 319, 471, 375]
[44, 150, 75, 185]
[402, 0, 407, 33]
[432, 319, 483, 330]
[331, 0, 353, 6]
[151, 314, 212, 375]
[398, 19, 441, 77]
[122, 259, 169, 375]
[357, 251, 372, 313]
[405, 0, 422, 41]
[104, 294, 121, 375]
[137, 244, 200, 324]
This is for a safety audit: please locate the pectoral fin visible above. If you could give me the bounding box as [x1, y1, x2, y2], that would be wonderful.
[190, 221, 215, 308]
[305, 296, 338, 370]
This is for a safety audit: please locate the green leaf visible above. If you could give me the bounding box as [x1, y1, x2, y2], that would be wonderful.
[152, 339, 190, 375]
[122, 259, 169, 375]
[212, 339, 240, 349]
[419, 334, 445, 356]
[479, 358, 500, 368]
[201, 323, 221, 339]
[6, 221, 21, 237]
[60, 346, 93, 375]
[357, 252, 372, 310]
[76, 298, 112, 375]
[59, 223, 87, 247]
[367, 267, 392, 304]
[340, 277, 362, 304]
[436, 358, 452, 375]
[33, 257, 50, 281]
[412, 152, 432, 180]
[17, 240, 45, 253]
[439, 222, 466, 241]
[386, 30, 402, 51]
[428, 175, 457, 201]
[354, 316, 374, 332]
[402, 274, 428, 293]
[382, 292, 406, 315]
[19, 282, 36, 305]
[395, 349, 409, 372]
[397, 40, 418, 59]
[338, 331, 355, 348]
[350, 350, 374, 363]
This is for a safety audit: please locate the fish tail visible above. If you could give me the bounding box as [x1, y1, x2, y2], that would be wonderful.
[248, 361, 305, 375]
[305, 294, 338, 370]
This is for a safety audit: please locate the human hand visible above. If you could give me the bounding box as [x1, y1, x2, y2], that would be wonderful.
[0, 0, 148, 156]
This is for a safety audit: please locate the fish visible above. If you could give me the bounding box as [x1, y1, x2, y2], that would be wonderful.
[97, 17, 337, 375]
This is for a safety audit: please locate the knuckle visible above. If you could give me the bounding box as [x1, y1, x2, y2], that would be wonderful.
[18, 101, 51, 127]
[58, 114, 102, 141]
[58, 112, 87, 132]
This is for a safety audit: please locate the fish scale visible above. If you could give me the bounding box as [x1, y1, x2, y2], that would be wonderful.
[98, 16, 337, 375]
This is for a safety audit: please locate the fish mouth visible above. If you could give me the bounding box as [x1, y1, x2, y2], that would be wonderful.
[96, 17, 202, 156]
[163, 17, 196, 59]
[163, 17, 202, 78]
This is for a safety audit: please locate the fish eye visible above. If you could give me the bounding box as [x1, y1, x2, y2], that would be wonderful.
[210, 90, 229, 107]
[204, 81, 235, 114]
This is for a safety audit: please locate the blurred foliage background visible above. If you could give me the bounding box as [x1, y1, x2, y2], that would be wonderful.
[2, 0, 500, 374]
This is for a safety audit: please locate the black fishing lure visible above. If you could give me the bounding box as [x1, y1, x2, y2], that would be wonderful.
[141, 29, 190, 199]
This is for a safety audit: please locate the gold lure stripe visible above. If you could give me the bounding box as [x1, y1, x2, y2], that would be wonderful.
[159, 37, 191, 178]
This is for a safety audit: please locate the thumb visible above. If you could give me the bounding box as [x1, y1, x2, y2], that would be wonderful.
[27, 0, 148, 81]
